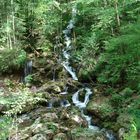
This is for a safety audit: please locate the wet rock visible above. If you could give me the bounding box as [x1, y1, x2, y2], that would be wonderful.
[118, 128, 125, 140]
[32, 56, 63, 82]
[60, 110, 87, 128]
[53, 133, 68, 140]
[71, 114, 87, 126]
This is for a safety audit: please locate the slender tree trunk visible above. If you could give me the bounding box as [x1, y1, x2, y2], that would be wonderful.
[114, 0, 120, 27]
[103, 0, 107, 7]
[7, 16, 12, 49]
[7, 16, 9, 48]
[11, 0, 16, 47]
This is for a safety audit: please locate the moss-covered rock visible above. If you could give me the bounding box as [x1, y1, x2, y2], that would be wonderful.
[86, 96, 117, 121]
[53, 133, 68, 140]
[71, 127, 106, 140]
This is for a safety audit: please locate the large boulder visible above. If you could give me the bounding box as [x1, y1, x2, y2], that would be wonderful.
[60, 109, 87, 128]
[37, 81, 64, 94]
[53, 133, 68, 140]
[86, 96, 117, 122]
[71, 128, 106, 140]
[29, 134, 47, 140]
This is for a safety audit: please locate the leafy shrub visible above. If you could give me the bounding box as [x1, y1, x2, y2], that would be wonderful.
[97, 20, 140, 87]
[110, 94, 123, 108]
[25, 74, 33, 83]
[123, 122, 137, 140]
[0, 86, 46, 115]
[120, 88, 134, 98]
[0, 48, 26, 73]
[104, 87, 116, 96]
[127, 96, 140, 130]
[0, 116, 12, 140]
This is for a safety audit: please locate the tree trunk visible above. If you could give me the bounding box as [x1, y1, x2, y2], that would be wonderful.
[11, 0, 16, 47]
[114, 0, 120, 27]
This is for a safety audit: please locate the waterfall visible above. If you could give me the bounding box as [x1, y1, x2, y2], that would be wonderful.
[62, 5, 99, 130]
[72, 88, 99, 130]
[62, 6, 78, 81]
[23, 59, 32, 83]
[61, 5, 116, 140]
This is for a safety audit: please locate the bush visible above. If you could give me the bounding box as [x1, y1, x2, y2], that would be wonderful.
[120, 88, 134, 98]
[110, 94, 123, 108]
[0, 116, 12, 140]
[0, 48, 26, 73]
[104, 87, 116, 96]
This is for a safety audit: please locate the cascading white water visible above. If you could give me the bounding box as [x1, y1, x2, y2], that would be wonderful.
[62, 6, 99, 130]
[72, 88, 99, 130]
[62, 6, 78, 81]
[60, 99, 71, 107]
[106, 131, 116, 140]
[62, 5, 116, 140]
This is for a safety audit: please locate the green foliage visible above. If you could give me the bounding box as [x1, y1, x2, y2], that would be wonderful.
[97, 20, 140, 87]
[110, 94, 123, 108]
[104, 87, 117, 96]
[0, 84, 46, 115]
[0, 116, 12, 140]
[120, 88, 134, 98]
[25, 74, 33, 83]
[127, 96, 140, 130]
[123, 122, 137, 140]
[0, 48, 26, 73]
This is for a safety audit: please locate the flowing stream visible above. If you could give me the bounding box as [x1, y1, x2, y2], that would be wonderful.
[62, 5, 98, 130]
[61, 5, 115, 140]
[62, 6, 78, 81]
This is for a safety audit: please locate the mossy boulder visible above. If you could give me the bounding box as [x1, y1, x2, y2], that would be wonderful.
[86, 96, 117, 121]
[53, 133, 68, 140]
[71, 127, 106, 140]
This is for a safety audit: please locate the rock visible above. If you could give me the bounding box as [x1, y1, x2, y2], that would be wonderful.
[9, 133, 23, 140]
[71, 128, 106, 140]
[53, 133, 68, 140]
[29, 134, 47, 140]
[59, 126, 69, 133]
[116, 114, 134, 130]
[44, 130, 54, 140]
[0, 104, 5, 113]
[118, 128, 125, 140]
[60, 110, 87, 128]
[86, 96, 117, 121]
[18, 114, 33, 128]
[37, 81, 64, 94]
[137, 131, 140, 139]
[71, 115, 87, 126]
[42, 113, 58, 122]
